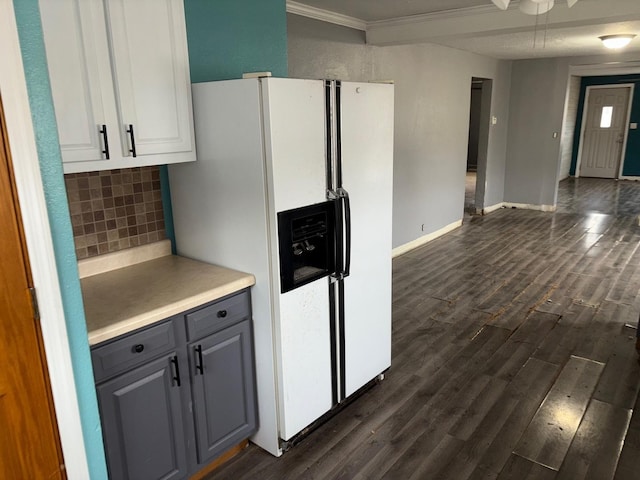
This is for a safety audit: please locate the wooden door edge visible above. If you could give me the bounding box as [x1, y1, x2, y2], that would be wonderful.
[0, 94, 66, 479]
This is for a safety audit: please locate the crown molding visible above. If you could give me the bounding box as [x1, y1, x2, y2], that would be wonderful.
[286, 1, 521, 33]
[367, 3, 520, 30]
[569, 60, 640, 76]
[286, 1, 367, 31]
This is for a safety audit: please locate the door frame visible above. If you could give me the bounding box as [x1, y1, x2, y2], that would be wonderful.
[0, 1, 89, 478]
[575, 83, 634, 179]
[474, 77, 492, 213]
[463, 76, 492, 214]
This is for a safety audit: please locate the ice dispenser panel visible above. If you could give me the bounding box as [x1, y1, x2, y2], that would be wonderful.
[277, 201, 336, 293]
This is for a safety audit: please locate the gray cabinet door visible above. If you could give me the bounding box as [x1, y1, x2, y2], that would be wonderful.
[190, 320, 257, 465]
[97, 354, 187, 480]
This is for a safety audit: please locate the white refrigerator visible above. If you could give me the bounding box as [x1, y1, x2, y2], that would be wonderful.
[169, 77, 394, 456]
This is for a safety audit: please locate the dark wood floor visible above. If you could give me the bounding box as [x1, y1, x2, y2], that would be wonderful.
[208, 178, 640, 480]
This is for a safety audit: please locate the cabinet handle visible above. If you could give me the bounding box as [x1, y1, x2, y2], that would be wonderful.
[126, 124, 137, 157]
[170, 355, 181, 387]
[217, 310, 228, 318]
[195, 345, 204, 375]
[99, 124, 110, 159]
[133, 344, 144, 353]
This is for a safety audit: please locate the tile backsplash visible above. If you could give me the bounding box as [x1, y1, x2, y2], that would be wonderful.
[65, 167, 166, 260]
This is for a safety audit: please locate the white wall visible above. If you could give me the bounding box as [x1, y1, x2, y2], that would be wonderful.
[288, 14, 512, 250]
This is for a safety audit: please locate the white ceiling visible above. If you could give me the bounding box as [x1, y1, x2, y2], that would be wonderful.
[288, 0, 640, 60]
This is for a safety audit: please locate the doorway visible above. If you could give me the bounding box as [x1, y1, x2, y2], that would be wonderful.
[576, 85, 633, 179]
[465, 77, 492, 215]
[0, 97, 65, 478]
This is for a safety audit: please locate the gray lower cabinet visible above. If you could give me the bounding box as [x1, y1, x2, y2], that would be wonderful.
[92, 289, 257, 480]
[190, 320, 257, 464]
[97, 354, 187, 480]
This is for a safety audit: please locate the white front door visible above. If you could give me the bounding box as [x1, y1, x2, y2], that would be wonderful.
[579, 86, 631, 179]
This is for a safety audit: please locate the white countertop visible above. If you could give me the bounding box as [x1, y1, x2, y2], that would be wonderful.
[80, 242, 255, 345]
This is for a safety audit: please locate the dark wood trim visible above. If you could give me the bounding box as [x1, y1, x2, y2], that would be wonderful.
[190, 440, 249, 480]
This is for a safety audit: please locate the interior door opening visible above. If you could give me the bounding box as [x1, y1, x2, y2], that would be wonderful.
[465, 77, 492, 216]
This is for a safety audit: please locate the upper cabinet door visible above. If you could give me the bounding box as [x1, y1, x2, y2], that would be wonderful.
[40, 0, 195, 173]
[39, 0, 121, 165]
[106, 0, 194, 157]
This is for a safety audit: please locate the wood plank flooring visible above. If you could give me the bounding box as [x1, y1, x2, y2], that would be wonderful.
[206, 178, 640, 479]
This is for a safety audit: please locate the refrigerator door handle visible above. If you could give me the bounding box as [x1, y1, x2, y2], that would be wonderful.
[330, 187, 351, 280]
[339, 188, 351, 278]
[328, 193, 343, 282]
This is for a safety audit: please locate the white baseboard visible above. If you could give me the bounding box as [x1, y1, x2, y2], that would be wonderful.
[502, 202, 556, 212]
[619, 176, 640, 181]
[476, 202, 555, 215]
[482, 202, 505, 214]
[392, 220, 462, 258]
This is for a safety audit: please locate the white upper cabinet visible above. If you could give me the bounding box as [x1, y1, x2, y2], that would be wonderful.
[106, 0, 194, 158]
[40, 0, 119, 167]
[40, 0, 196, 173]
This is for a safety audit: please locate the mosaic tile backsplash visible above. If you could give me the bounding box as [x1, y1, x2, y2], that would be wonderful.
[65, 167, 166, 260]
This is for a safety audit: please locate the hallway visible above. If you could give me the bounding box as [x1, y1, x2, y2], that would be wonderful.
[465, 171, 476, 215]
[209, 178, 640, 480]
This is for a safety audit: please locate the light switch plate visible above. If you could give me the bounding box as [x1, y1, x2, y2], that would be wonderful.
[491, 116, 498, 125]
[630, 123, 638, 130]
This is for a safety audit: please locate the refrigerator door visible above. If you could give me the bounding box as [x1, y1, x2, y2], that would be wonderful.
[339, 82, 394, 397]
[262, 78, 328, 212]
[261, 78, 334, 440]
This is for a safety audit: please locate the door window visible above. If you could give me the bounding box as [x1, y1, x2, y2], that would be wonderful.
[600, 106, 613, 128]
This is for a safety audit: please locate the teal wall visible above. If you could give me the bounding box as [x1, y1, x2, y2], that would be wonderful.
[163, 0, 289, 250]
[185, 0, 288, 82]
[570, 74, 640, 176]
[14, 0, 288, 477]
[12, 1, 108, 479]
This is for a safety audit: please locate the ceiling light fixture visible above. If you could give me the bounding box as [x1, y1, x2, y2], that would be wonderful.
[491, 0, 581, 50]
[599, 34, 636, 49]
[491, 0, 580, 15]
[519, 0, 554, 16]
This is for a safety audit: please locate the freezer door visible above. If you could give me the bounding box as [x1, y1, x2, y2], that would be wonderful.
[262, 78, 328, 211]
[339, 82, 394, 397]
[261, 78, 334, 440]
[276, 279, 333, 440]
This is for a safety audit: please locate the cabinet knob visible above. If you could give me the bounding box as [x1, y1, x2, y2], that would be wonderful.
[133, 344, 144, 353]
[217, 310, 228, 318]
